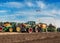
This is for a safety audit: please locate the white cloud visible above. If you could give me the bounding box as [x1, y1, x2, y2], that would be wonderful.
[36, 1, 46, 9]
[26, 2, 33, 7]
[51, 9, 60, 15]
[14, 10, 56, 17]
[0, 10, 7, 13]
[2, 2, 24, 8]
[38, 17, 55, 24]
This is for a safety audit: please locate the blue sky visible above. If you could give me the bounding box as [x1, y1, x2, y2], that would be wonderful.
[0, 0, 60, 27]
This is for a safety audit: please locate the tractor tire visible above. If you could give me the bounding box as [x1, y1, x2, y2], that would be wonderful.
[16, 27, 21, 32]
[9, 28, 13, 32]
[28, 28, 33, 33]
[35, 28, 38, 33]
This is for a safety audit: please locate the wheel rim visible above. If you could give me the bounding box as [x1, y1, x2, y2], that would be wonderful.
[28, 28, 32, 33]
[16, 27, 20, 32]
[9, 28, 13, 32]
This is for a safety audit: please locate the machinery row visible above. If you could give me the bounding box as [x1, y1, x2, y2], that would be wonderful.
[0, 21, 59, 33]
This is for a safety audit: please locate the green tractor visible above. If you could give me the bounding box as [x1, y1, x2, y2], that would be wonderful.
[47, 24, 56, 32]
[3, 22, 13, 32]
[26, 21, 36, 32]
[3, 22, 21, 32]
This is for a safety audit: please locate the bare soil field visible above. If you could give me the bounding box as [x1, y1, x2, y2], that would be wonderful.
[0, 32, 60, 43]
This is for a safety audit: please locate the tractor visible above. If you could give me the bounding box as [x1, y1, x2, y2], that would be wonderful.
[3, 22, 21, 32]
[3, 22, 13, 32]
[47, 24, 56, 32]
[35, 23, 47, 32]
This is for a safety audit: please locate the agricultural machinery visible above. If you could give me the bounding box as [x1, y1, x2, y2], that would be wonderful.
[0, 21, 57, 33]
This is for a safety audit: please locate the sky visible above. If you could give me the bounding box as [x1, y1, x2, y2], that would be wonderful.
[0, 0, 60, 27]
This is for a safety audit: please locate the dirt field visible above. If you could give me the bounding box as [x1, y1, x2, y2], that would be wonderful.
[0, 32, 60, 43]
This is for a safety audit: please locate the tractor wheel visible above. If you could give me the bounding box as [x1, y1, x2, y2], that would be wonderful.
[28, 28, 33, 33]
[9, 28, 13, 32]
[35, 29, 38, 33]
[16, 27, 21, 32]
